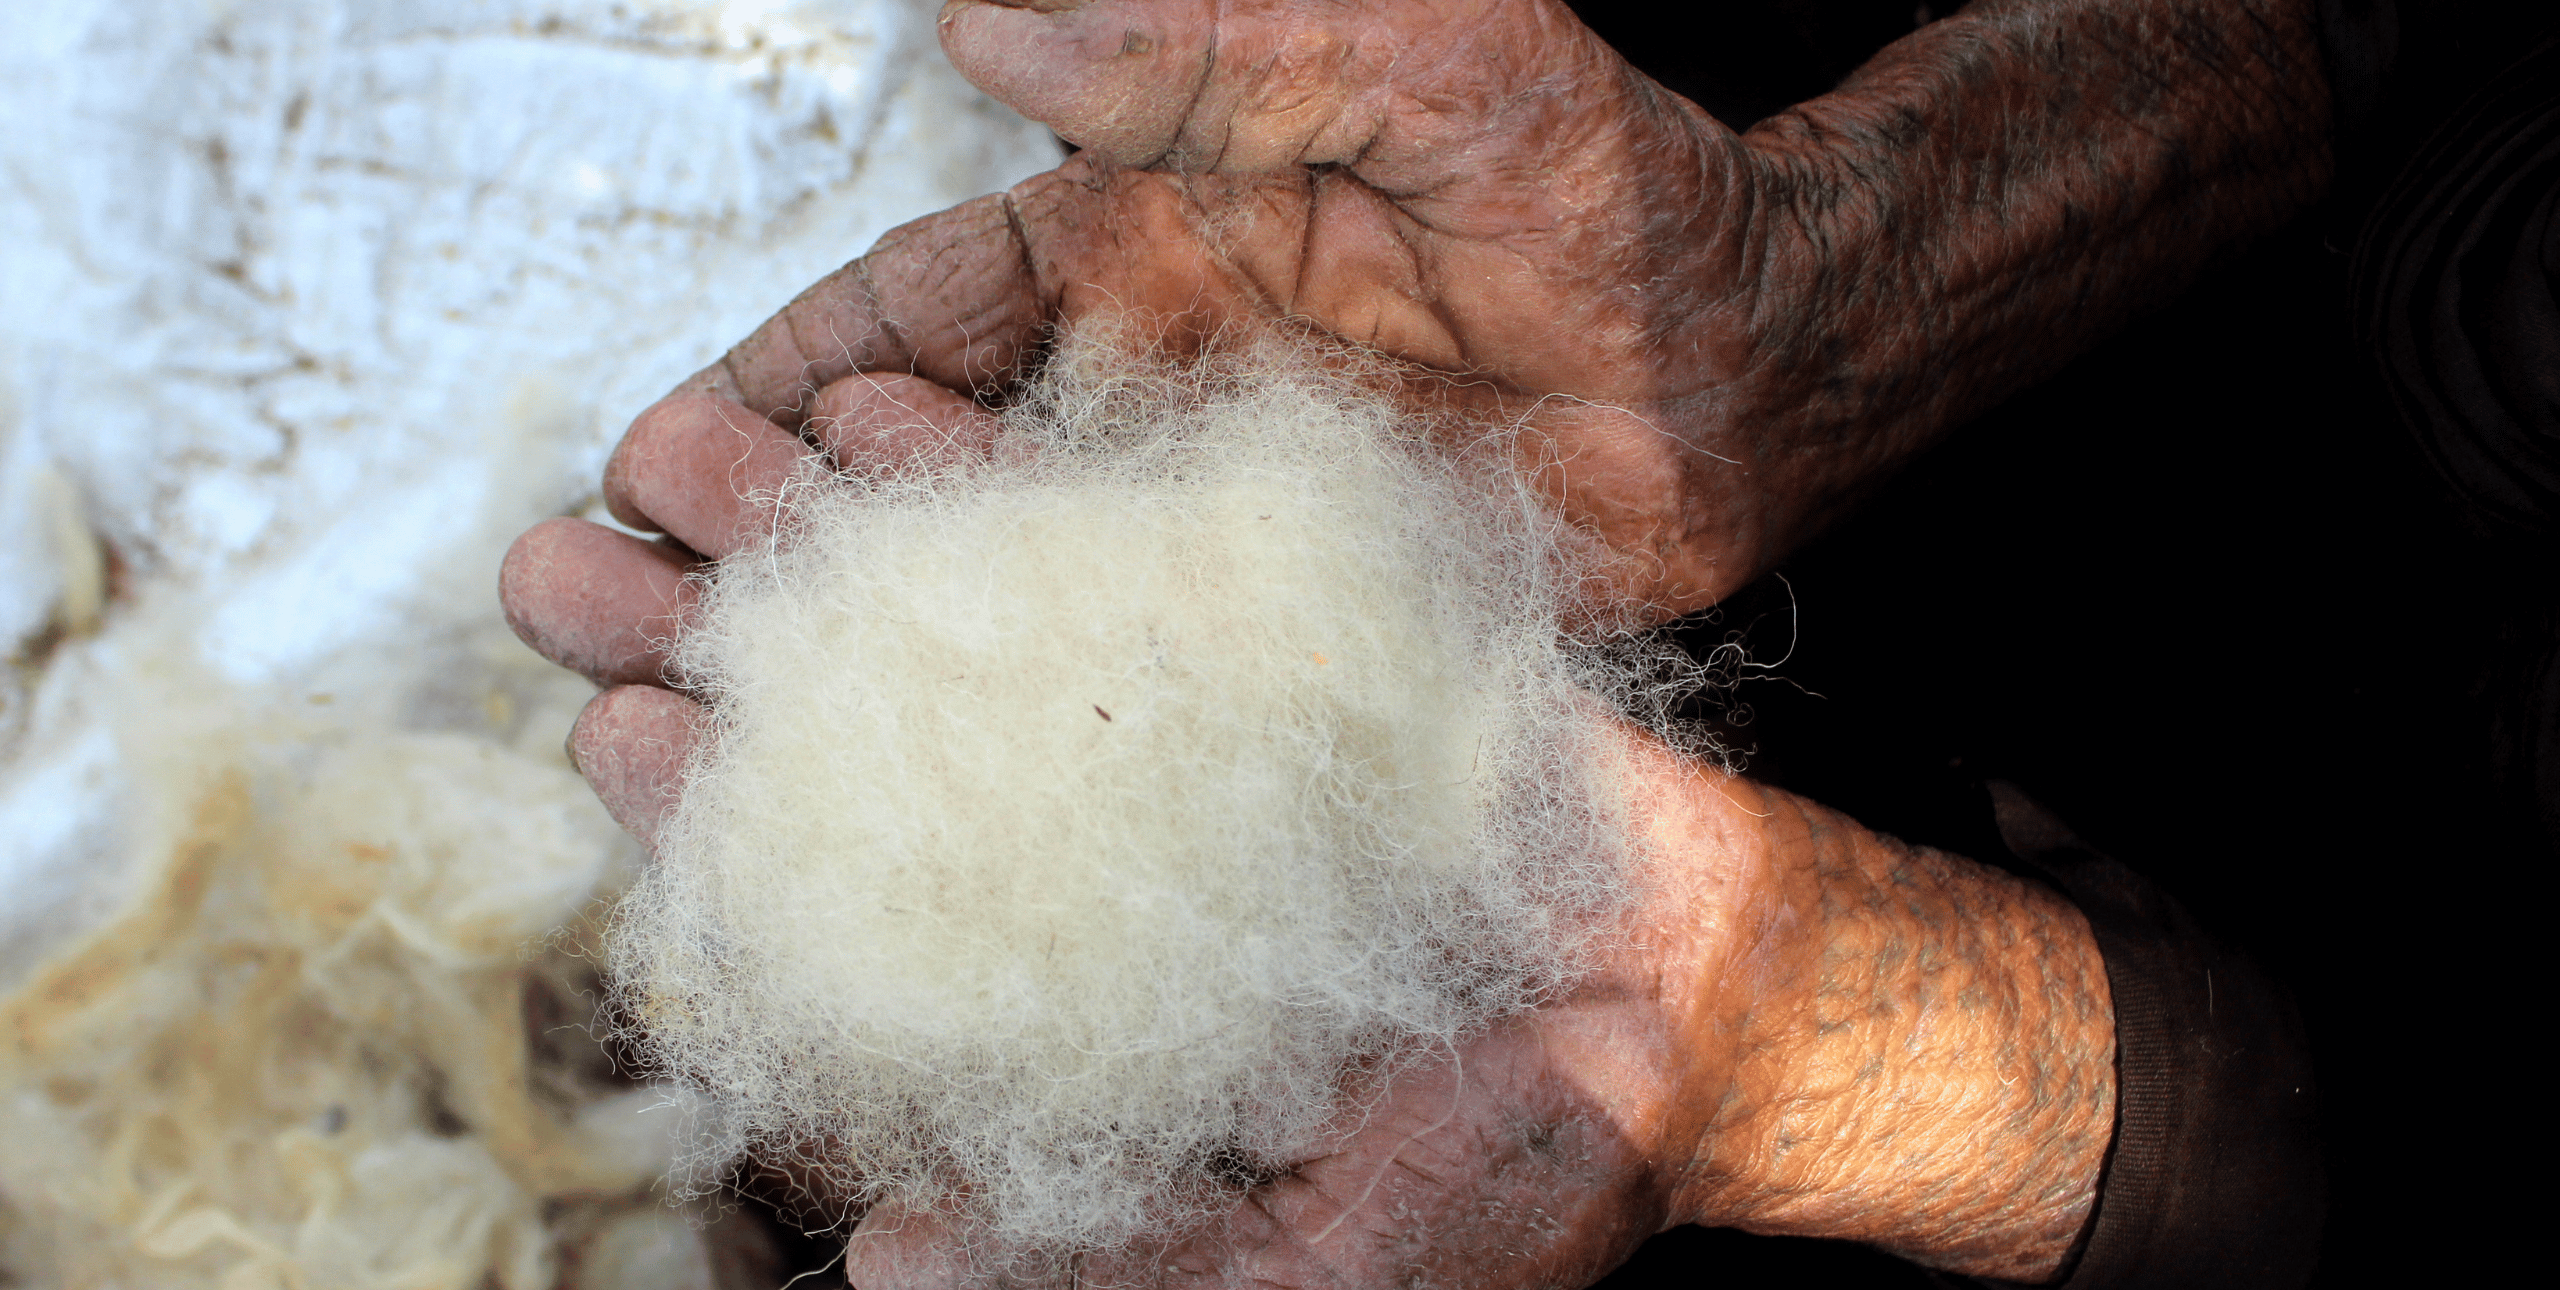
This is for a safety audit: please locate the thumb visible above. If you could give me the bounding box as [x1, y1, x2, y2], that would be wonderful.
[937, 0, 1636, 182]
[938, 0, 1220, 167]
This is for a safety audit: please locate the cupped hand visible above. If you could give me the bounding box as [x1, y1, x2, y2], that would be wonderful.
[508, 0, 2336, 684]
[562, 0, 1823, 622]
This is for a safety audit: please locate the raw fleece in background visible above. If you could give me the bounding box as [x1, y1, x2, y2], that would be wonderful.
[0, 2, 1056, 1286]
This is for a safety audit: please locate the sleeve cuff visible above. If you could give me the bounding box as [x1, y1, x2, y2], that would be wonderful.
[1978, 782, 2325, 1290]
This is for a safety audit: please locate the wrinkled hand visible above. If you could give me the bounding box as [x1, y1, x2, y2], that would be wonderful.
[508, 0, 2332, 665]
[524, 0, 1793, 636]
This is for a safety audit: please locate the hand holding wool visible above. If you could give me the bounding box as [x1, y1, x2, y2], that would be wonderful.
[529, 0, 2333, 632]
[594, 336, 1684, 1259]
[501, 334, 2118, 1289]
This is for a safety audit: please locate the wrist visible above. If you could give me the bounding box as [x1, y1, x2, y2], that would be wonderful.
[1615, 749, 2115, 1282]
[1641, 0, 2333, 603]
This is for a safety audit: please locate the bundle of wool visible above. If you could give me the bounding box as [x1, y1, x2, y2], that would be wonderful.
[607, 332, 1688, 1260]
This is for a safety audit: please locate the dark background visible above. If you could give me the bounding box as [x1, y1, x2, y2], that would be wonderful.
[1561, 1, 2548, 1285]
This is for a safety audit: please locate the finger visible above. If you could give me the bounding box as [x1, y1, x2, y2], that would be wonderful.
[939, 0, 1634, 183]
[500, 518, 698, 686]
[842, 1200, 976, 1290]
[673, 194, 1047, 425]
[568, 685, 702, 846]
[807, 372, 1002, 472]
[601, 393, 813, 554]
[938, 0, 1224, 168]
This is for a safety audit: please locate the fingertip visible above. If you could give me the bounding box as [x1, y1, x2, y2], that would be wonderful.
[604, 392, 814, 558]
[499, 517, 581, 651]
[938, 0, 1206, 165]
[601, 398, 691, 534]
[605, 392, 775, 532]
[502, 518, 698, 686]
[570, 685, 704, 846]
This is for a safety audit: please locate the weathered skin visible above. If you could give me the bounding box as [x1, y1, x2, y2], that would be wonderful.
[498, 0, 2332, 1283]
[556, 0, 2330, 614]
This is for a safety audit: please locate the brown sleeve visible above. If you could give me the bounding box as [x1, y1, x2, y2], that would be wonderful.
[1971, 784, 2325, 1290]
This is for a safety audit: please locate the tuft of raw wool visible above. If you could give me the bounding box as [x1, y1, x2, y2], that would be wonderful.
[607, 330, 1682, 1259]
[0, 627, 706, 1290]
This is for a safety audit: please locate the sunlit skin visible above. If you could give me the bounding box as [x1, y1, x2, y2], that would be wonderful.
[500, 0, 2334, 1283]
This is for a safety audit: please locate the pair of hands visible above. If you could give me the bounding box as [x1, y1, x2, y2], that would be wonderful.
[501, 0, 2328, 1283]
[506, 3, 1780, 1277]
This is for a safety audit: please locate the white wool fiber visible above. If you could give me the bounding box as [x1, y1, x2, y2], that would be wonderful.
[609, 334, 1674, 1255]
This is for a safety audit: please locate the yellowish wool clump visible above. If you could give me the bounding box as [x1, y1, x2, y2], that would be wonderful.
[609, 335, 1672, 1258]
[0, 635, 733, 1290]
